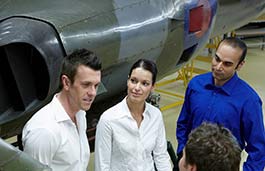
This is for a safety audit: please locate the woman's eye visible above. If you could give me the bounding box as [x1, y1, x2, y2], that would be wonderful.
[130, 78, 137, 83]
[143, 82, 150, 86]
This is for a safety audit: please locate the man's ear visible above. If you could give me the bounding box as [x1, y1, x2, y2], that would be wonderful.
[61, 75, 71, 90]
[236, 60, 245, 71]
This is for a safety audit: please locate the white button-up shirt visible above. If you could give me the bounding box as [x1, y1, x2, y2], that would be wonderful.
[95, 97, 171, 171]
[22, 95, 90, 171]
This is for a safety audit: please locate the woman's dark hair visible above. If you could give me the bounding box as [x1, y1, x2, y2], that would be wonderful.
[128, 59, 157, 85]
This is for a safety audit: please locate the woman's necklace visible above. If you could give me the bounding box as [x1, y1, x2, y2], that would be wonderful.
[131, 112, 143, 128]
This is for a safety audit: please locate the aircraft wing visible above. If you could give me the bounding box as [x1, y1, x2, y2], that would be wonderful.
[0, 138, 51, 171]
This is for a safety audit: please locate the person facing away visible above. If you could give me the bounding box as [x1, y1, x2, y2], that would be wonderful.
[22, 49, 102, 171]
[176, 37, 265, 171]
[179, 122, 242, 171]
[95, 59, 172, 171]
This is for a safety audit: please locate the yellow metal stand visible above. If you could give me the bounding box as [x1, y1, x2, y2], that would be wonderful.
[155, 87, 184, 111]
[177, 62, 194, 88]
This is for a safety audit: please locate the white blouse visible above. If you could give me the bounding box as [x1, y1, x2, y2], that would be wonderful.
[95, 97, 171, 171]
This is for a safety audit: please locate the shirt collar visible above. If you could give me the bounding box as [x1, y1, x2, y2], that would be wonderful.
[204, 73, 239, 96]
[120, 96, 150, 118]
[52, 94, 85, 123]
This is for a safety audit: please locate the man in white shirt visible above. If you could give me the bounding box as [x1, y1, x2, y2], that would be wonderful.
[22, 49, 102, 171]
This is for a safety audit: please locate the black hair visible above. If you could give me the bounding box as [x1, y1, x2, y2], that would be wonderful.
[128, 59, 157, 85]
[218, 37, 247, 65]
[59, 49, 101, 89]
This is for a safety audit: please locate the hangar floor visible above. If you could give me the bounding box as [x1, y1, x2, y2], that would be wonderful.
[88, 39, 265, 171]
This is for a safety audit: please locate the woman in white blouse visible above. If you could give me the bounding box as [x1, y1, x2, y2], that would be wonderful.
[95, 59, 172, 171]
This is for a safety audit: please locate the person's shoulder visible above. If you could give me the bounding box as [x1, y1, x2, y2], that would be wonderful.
[23, 111, 60, 140]
[188, 72, 211, 87]
[146, 103, 162, 118]
[24, 103, 59, 132]
[99, 102, 123, 121]
[22, 122, 61, 149]
[190, 72, 211, 82]
[146, 102, 161, 112]
[237, 78, 260, 99]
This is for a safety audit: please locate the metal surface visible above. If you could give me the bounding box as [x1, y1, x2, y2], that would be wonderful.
[0, 138, 51, 170]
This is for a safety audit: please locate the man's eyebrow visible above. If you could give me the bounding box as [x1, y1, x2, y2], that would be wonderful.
[215, 53, 220, 58]
[214, 54, 234, 64]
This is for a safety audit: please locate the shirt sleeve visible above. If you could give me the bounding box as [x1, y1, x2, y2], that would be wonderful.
[242, 98, 265, 171]
[176, 85, 193, 155]
[94, 117, 112, 171]
[23, 128, 58, 167]
[153, 114, 172, 171]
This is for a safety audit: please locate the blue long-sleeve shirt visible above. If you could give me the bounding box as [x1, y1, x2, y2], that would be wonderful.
[176, 72, 265, 171]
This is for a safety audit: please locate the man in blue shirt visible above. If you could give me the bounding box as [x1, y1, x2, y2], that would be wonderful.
[176, 37, 265, 171]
